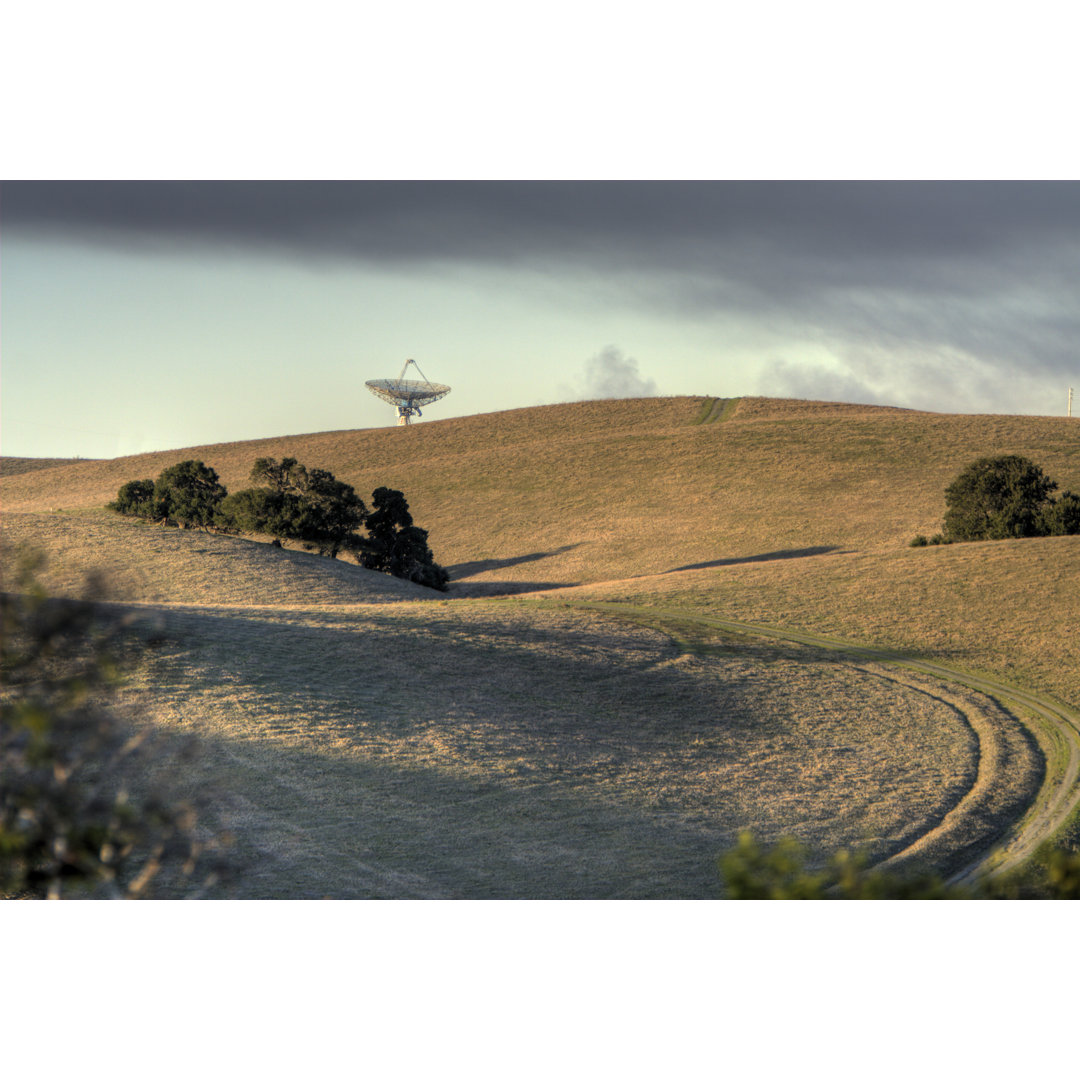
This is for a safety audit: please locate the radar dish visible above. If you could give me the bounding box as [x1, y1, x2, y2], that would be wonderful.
[366, 359, 451, 425]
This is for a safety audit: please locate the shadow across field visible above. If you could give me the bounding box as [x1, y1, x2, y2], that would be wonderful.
[115, 598, 1013, 897]
[665, 546, 848, 573]
[449, 580, 580, 597]
[144, 722, 748, 900]
[447, 544, 584, 579]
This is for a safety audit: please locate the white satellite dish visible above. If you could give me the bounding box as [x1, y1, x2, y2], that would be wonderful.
[366, 359, 451, 426]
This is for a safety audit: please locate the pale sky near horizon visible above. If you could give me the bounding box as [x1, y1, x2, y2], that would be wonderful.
[4, 180, 1079, 460]
[4, 8, 1079, 462]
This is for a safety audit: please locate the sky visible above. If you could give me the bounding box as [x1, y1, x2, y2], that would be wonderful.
[2, 4, 1078, 461]
[4, 180, 1078, 458]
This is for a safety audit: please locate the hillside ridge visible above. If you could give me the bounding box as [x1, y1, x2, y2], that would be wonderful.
[2, 394, 1069, 476]
[4, 396, 1077, 579]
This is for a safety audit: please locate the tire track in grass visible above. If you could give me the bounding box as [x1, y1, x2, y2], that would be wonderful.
[570, 602, 1080, 884]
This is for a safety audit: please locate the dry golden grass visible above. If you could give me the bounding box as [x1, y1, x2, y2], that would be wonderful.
[4, 395, 1075, 588]
[3, 395, 1076, 896]
[566, 535, 1080, 711]
[0, 457, 89, 477]
[0, 510, 433, 606]
[110, 597, 1034, 897]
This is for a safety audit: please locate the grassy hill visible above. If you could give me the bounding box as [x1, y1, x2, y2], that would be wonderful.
[0, 456, 93, 477]
[3, 396, 1078, 897]
[4, 395, 1077, 701]
[4, 396, 1077, 582]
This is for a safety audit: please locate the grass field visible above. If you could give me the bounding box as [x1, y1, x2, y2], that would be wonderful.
[3, 395, 1077, 897]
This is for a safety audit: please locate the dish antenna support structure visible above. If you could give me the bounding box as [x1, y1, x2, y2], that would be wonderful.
[366, 359, 452, 426]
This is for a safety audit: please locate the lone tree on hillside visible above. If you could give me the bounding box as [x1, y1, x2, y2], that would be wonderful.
[359, 486, 449, 591]
[943, 455, 1059, 541]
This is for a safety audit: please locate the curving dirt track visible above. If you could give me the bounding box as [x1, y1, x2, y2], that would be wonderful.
[576, 602, 1080, 885]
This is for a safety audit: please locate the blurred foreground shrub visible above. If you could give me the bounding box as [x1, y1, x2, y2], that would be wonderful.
[719, 831, 1080, 900]
[1, 553, 229, 899]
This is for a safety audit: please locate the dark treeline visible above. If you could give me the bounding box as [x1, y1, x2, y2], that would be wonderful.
[109, 456, 449, 591]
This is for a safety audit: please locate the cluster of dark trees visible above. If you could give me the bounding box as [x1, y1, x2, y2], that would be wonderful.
[913, 455, 1080, 546]
[109, 457, 449, 590]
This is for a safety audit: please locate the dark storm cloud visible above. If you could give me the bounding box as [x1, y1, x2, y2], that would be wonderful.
[5, 181, 1079, 402]
[6, 180, 1079, 268]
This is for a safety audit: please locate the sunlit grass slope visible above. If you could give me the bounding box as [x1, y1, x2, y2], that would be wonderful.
[3, 395, 1078, 703]
[565, 534, 1080, 711]
[0, 457, 90, 477]
[0, 511, 433, 606]
[3, 396, 1077, 586]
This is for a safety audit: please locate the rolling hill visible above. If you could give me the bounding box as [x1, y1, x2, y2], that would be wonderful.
[4, 395, 1077, 702]
[3, 395, 1078, 897]
[4, 396, 1077, 581]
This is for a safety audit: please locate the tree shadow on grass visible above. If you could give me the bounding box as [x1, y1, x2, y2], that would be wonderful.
[449, 579, 580, 597]
[447, 544, 583, 580]
[665, 546, 851, 573]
